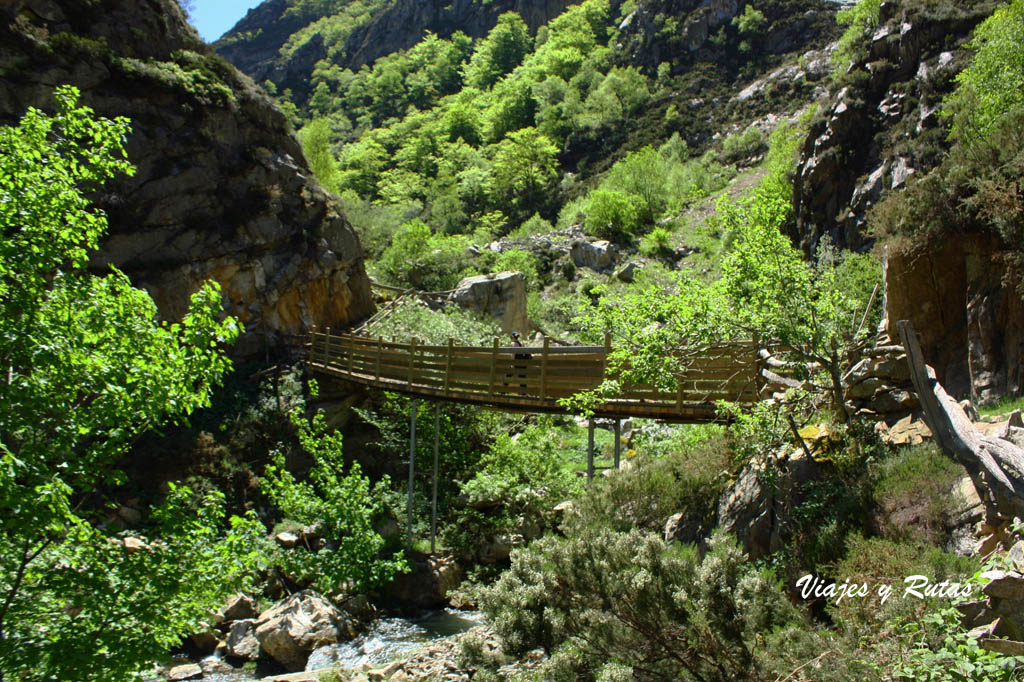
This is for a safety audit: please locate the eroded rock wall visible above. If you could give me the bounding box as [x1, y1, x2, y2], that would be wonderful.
[885, 240, 1024, 402]
[792, 0, 996, 254]
[0, 0, 374, 358]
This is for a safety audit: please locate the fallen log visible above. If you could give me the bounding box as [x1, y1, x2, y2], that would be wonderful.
[897, 320, 1024, 522]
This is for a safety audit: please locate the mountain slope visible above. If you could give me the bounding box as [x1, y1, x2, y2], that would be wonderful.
[0, 0, 374, 356]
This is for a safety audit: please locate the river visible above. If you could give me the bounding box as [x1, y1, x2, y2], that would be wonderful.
[191, 609, 483, 681]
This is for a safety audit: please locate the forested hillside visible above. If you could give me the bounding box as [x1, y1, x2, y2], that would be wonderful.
[4, 0, 1024, 680]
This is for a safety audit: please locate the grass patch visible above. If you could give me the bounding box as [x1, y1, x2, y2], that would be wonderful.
[977, 394, 1024, 417]
[872, 443, 965, 544]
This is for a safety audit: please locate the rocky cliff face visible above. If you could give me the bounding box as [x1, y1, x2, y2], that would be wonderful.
[616, 0, 837, 70]
[0, 0, 374, 357]
[216, 0, 575, 105]
[792, 0, 996, 253]
[884, 239, 1024, 402]
[789, 0, 1024, 402]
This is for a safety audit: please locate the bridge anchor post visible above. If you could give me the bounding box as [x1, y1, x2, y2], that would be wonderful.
[587, 417, 595, 483]
[407, 399, 417, 551]
[431, 404, 440, 554]
[614, 418, 621, 469]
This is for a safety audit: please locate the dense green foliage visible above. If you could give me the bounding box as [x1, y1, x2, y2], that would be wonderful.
[261, 387, 407, 595]
[480, 530, 799, 681]
[0, 87, 261, 681]
[573, 121, 881, 418]
[944, 0, 1024, 141]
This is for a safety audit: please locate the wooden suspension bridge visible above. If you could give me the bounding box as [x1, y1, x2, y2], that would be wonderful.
[307, 328, 776, 551]
[307, 330, 767, 423]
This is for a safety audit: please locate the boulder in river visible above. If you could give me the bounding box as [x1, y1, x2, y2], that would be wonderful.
[254, 590, 357, 671]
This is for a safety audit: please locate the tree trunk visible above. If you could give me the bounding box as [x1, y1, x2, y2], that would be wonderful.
[897, 320, 1024, 522]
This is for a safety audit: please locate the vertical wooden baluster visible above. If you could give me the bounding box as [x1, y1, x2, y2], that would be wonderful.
[375, 336, 382, 385]
[488, 337, 499, 397]
[408, 338, 417, 388]
[407, 400, 417, 551]
[311, 325, 317, 366]
[324, 327, 331, 368]
[614, 418, 621, 469]
[444, 338, 453, 397]
[602, 332, 611, 378]
[587, 416, 595, 483]
[677, 375, 684, 415]
[347, 334, 355, 376]
[430, 404, 440, 554]
[540, 337, 549, 403]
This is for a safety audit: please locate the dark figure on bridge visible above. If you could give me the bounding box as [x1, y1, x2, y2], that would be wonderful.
[509, 331, 530, 391]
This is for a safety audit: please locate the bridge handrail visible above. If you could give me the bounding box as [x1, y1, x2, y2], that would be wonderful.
[307, 330, 766, 420]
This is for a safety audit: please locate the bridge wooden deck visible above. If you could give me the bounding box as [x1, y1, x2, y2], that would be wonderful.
[308, 331, 767, 422]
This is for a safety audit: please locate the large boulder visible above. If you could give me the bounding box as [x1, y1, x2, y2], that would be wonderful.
[254, 590, 357, 671]
[717, 449, 821, 560]
[220, 594, 259, 623]
[570, 240, 619, 272]
[377, 554, 463, 609]
[449, 272, 528, 335]
[225, 619, 261, 660]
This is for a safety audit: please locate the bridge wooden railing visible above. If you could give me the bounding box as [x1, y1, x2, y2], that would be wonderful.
[308, 331, 766, 422]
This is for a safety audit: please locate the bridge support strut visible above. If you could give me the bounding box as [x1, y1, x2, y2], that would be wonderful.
[614, 418, 621, 469]
[431, 404, 440, 553]
[587, 417, 595, 482]
[407, 400, 417, 551]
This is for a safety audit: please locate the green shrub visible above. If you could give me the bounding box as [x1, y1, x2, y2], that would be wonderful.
[491, 248, 540, 289]
[444, 418, 583, 560]
[833, 0, 883, 74]
[261, 397, 407, 595]
[719, 126, 766, 165]
[479, 529, 800, 680]
[563, 431, 731, 538]
[944, 0, 1024, 142]
[368, 303, 501, 345]
[639, 225, 673, 256]
[373, 220, 477, 290]
[872, 444, 965, 544]
[583, 189, 642, 243]
[827, 533, 980, 636]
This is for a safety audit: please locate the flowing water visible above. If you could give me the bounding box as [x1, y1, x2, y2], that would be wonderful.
[304, 609, 484, 672]
[182, 609, 483, 681]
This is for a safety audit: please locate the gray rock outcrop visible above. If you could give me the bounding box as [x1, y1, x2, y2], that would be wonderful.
[792, 2, 996, 253]
[254, 590, 357, 671]
[377, 555, 463, 609]
[570, 240, 619, 272]
[226, 619, 261, 660]
[0, 0, 374, 358]
[450, 272, 528, 335]
[717, 448, 821, 560]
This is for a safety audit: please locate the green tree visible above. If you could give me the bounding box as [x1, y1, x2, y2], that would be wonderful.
[0, 87, 260, 681]
[732, 4, 767, 35]
[463, 12, 532, 89]
[488, 126, 559, 219]
[298, 116, 340, 192]
[583, 188, 643, 242]
[602, 145, 669, 225]
[944, 0, 1024, 141]
[261, 385, 407, 595]
[374, 219, 476, 290]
